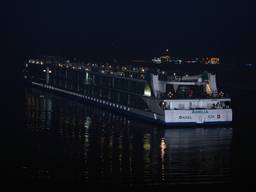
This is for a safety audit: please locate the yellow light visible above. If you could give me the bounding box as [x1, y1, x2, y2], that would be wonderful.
[160, 138, 166, 160]
[144, 143, 151, 151]
[209, 57, 220, 64]
[206, 83, 212, 95]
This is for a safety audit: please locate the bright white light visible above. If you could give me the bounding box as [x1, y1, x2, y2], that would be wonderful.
[49, 70, 52, 73]
[43, 69, 46, 72]
[144, 83, 151, 97]
[85, 72, 89, 81]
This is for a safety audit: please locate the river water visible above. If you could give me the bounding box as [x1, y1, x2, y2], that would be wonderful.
[14, 87, 233, 187]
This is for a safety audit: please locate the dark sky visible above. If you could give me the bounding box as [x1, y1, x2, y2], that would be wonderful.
[13, 0, 252, 64]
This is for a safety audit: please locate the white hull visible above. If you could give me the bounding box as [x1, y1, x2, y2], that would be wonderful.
[164, 109, 232, 124]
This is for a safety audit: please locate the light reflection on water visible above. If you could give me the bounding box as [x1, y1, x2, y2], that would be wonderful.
[24, 88, 232, 185]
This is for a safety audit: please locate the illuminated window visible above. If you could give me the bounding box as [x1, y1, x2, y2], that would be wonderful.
[144, 83, 151, 97]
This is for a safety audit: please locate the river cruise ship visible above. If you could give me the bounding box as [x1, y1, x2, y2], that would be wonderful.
[24, 56, 232, 125]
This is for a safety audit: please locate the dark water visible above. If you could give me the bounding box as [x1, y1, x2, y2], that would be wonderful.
[5, 88, 232, 186]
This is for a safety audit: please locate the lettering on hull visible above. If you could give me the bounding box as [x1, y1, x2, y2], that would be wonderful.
[192, 110, 208, 114]
[179, 116, 192, 119]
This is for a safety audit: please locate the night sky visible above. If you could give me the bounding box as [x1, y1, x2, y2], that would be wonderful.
[11, 0, 252, 64]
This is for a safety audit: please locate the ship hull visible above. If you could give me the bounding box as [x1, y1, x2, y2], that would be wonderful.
[31, 82, 232, 126]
